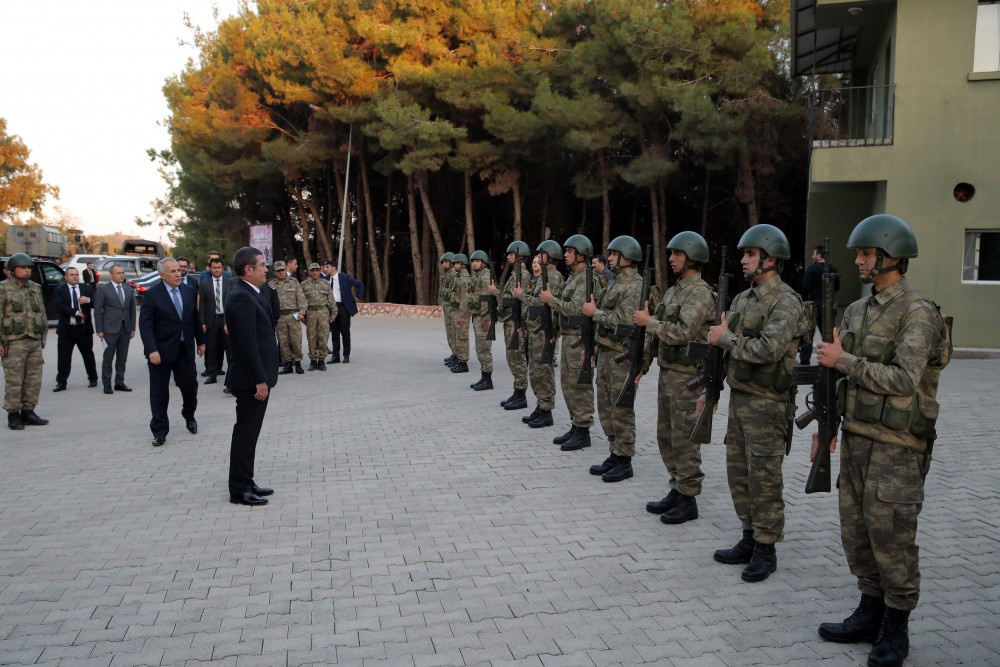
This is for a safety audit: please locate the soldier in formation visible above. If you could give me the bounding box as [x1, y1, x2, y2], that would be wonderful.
[467, 250, 495, 391]
[447, 254, 472, 374]
[269, 261, 307, 375]
[492, 241, 532, 411]
[0, 253, 50, 430]
[301, 263, 337, 371]
[439, 252, 458, 367]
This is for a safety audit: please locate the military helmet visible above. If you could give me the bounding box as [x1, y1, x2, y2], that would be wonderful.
[847, 214, 918, 258]
[737, 224, 790, 260]
[667, 231, 709, 264]
[469, 249, 490, 265]
[563, 234, 594, 258]
[6, 253, 32, 269]
[607, 235, 642, 262]
[440, 251, 455, 263]
[536, 239, 562, 259]
[451, 253, 469, 266]
[506, 240, 531, 257]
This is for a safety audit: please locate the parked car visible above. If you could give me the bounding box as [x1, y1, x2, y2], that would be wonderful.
[95, 255, 161, 280]
[0, 256, 66, 324]
[129, 269, 201, 305]
[62, 254, 110, 275]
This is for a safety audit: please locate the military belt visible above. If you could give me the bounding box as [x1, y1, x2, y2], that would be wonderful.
[280, 309, 296, 315]
[307, 306, 325, 311]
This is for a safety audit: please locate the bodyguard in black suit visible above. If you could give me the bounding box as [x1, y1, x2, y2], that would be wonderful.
[198, 257, 231, 383]
[225, 247, 279, 506]
[93, 264, 136, 393]
[53, 267, 98, 391]
[321, 260, 365, 363]
[139, 258, 205, 446]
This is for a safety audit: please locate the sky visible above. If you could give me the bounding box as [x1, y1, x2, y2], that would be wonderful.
[0, 1, 238, 240]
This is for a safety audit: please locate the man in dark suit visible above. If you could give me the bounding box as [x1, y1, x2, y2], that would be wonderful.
[198, 257, 231, 384]
[93, 264, 136, 394]
[82, 262, 99, 286]
[53, 267, 98, 391]
[139, 258, 205, 447]
[321, 259, 364, 363]
[199, 249, 231, 286]
[225, 247, 279, 506]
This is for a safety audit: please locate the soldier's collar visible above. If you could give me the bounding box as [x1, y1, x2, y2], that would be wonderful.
[870, 277, 909, 305]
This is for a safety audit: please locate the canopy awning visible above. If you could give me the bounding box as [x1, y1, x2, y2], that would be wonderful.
[791, 0, 860, 76]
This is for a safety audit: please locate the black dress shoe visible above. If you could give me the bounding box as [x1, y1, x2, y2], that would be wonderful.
[201, 370, 212, 377]
[88, 379, 98, 388]
[53, 383, 67, 392]
[343, 356, 349, 363]
[104, 385, 113, 394]
[152, 436, 166, 447]
[114, 384, 132, 392]
[230, 491, 267, 506]
[204, 376, 217, 385]
[186, 419, 198, 434]
[20, 410, 48, 426]
[329, 356, 341, 364]
[251, 483, 274, 496]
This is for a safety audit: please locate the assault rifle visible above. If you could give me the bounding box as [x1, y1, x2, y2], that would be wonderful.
[568, 264, 595, 385]
[792, 237, 839, 494]
[479, 251, 500, 341]
[613, 245, 653, 409]
[685, 246, 731, 444]
[528, 264, 556, 364]
[502, 256, 523, 351]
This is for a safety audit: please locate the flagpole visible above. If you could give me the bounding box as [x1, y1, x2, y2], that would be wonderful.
[336, 125, 353, 270]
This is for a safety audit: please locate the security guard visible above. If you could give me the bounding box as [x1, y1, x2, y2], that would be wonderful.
[491, 241, 532, 410]
[268, 260, 307, 375]
[0, 253, 50, 430]
[439, 252, 458, 366]
[468, 250, 494, 390]
[516, 240, 564, 428]
[449, 253, 472, 373]
[301, 262, 337, 371]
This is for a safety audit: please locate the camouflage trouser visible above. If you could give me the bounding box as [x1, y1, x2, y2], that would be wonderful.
[2, 338, 43, 412]
[657, 367, 703, 496]
[452, 312, 469, 362]
[595, 347, 635, 456]
[305, 310, 330, 361]
[472, 315, 493, 373]
[275, 314, 303, 362]
[840, 432, 924, 611]
[526, 326, 557, 411]
[559, 332, 594, 428]
[724, 390, 786, 544]
[503, 319, 527, 391]
[443, 304, 456, 354]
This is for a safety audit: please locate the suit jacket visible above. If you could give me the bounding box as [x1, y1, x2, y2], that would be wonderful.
[54, 283, 95, 335]
[322, 272, 365, 316]
[82, 268, 98, 285]
[94, 281, 136, 336]
[199, 274, 232, 325]
[139, 281, 205, 364]
[200, 269, 231, 285]
[224, 280, 279, 391]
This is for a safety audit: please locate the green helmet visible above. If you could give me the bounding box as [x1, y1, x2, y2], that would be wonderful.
[536, 239, 562, 259]
[563, 234, 594, 259]
[6, 253, 32, 269]
[506, 240, 531, 257]
[452, 253, 469, 267]
[439, 252, 455, 263]
[607, 235, 642, 262]
[847, 214, 918, 258]
[667, 231, 709, 264]
[737, 224, 790, 260]
[469, 249, 490, 265]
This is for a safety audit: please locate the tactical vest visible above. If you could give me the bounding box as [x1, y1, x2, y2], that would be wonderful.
[0, 280, 47, 342]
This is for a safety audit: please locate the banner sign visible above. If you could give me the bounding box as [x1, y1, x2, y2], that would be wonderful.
[248, 224, 274, 266]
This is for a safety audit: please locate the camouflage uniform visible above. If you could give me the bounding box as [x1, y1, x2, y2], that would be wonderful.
[301, 276, 337, 363]
[522, 265, 563, 411]
[0, 278, 48, 413]
[647, 273, 716, 496]
[268, 276, 306, 363]
[715, 274, 808, 545]
[593, 266, 643, 456]
[451, 267, 471, 363]
[469, 266, 493, 373]
[547, 264, 595, 429]
[440, 267, 457, 356]
[500, 263, 532, 391]
[833, 277, 949, 611]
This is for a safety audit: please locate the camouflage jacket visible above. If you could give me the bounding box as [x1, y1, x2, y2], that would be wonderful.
[468, 266, 492, 318]
[594, 266, 642, 352]
[267, 276, 306, 314]
[0, 278, 48, 345]
[718, 274, 808, 401]
[648, 273, 716, 373]
[451, 269, 472, 317]
[834, 277, 950, 453]
[301, 277, 337, 320]
[548, 264, 589, 333]
[439, 269, 455, 306]
[521, 265, 564, 325]
[499, 263, 531, 319]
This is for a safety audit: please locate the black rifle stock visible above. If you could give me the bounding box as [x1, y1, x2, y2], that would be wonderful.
[502, 256, 523, 351]
[479, 251, 500, 341]
[568, 264, 595, 385]
[793, 237, 840, 494]
[613, 245, 653, 409]
[528, 265, 556, 364]
[684, 246, 731, 444]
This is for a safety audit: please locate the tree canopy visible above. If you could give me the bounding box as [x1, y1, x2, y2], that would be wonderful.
[0, 117, 58, 223]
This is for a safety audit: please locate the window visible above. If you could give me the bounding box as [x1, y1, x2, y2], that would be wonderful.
[963, 230, 1000, 282]
[41, 264, 65, 285]
[975, 2, 1000, 72]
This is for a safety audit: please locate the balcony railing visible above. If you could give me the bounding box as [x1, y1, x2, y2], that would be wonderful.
[809, 84, 894, 147]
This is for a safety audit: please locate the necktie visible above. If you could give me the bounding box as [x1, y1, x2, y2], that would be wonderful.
[215, 279, 223, 314]
[71, 285, 78, 312]
[171, 287, 183, 318]
[116, 283, 125, 306]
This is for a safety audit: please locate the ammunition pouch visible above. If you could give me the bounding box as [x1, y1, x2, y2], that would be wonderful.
[729, 316, 793, 391]
[654, 303, 696, 367]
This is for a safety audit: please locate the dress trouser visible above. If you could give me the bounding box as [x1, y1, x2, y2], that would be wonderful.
[147, 344, 198, 438]
[56, 325, 97, 383]
[331, 308, 352, 357]
[101, 330, 131, 387]
[203, 313, 228, 375]
[229, 390, 269, 496]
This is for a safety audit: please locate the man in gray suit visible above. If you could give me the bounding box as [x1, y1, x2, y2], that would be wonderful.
[94, 264, 136, 394]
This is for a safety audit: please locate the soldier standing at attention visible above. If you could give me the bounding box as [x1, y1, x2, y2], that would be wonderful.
[439, 252, 458, 367]
[1, 253, 49, 430]
[515, 240, 564, 428]
[584, 235, 644, 482]
[815, 215, 949, 667]
[269, 261, 307, 375]
[704, 224, 807, 583]
[491, 241, 532, 410]
[468, 250, 495, 391]
[449, 254, 472, 374]
[541, 234, 597, 451]
[301, 263, 337, 371]
[635, 232, 716, 523]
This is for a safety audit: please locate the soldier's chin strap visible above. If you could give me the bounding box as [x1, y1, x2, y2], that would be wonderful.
[747, 250, 779, 280]
[862, 251, 906, 284]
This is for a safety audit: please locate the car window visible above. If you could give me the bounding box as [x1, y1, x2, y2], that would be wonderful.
[41, 264, 65, 285]
[96, 258, 116, 271]
[140, 259, 159, 273]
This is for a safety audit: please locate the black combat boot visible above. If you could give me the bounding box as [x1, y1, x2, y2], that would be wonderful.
[471, 372, 493, 391]
[528, 409, 553, 428]
[553, 427, 575, 445]
[444, 354, 457, 365]
[867, 608, 909, 667]
[714, 530, 755, 564]
[590, 453, 617, 476]
[445, 356, 459, 367]
[294, 361, 305, 374]
[646, 489, 680, 514]
[20, 410, 48, 426]
[602, 455, 633, 482]
[450, 361, 469, 373]
[307, 360, 318, 371]
[317, 361, 327, 371]
[500, 388, 517, 407]
[660, 494, 698, 524]
[278, 363, 293, 375]
[8, 411, 24, 431]
[503, 389, 528, 410]
[819, 594, 886, 644]
[741, 542, 777, 582]
[561, 427, 591, 451]
[522, 405, 542, 424]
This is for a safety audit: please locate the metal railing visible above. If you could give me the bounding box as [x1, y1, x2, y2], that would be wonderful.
[809, 84, 894, 148]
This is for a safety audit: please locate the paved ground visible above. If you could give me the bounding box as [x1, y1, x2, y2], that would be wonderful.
[1, 317, 997, 667]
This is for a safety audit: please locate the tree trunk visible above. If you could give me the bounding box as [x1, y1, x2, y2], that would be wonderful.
[380, 173, 392, 302]
[700, 169, 711, 238]
[354, 173, 363, 282]
[463, 170, 476, 253]
[511, 168, 523, 242]
[600, 162, 611, 252]
[415, 171, 445, 259]
[332, 164, 355, 273]
[360, 152, 386, 302]
[578, 198, 587, 235]
[292, 194, 314, 268]
[738, 142, 759, 227]
[406, 174, 427, 304]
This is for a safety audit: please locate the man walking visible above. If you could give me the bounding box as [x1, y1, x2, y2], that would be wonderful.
[0, 253, 49, 430]
[53, 267, 99, 391]
[94, 264, 136, 394]
[198, 257, 231, 384]
[322, 260, 364, 364]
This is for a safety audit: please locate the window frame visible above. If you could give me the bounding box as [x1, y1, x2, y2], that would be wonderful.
[962, 229, 1000, 284]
